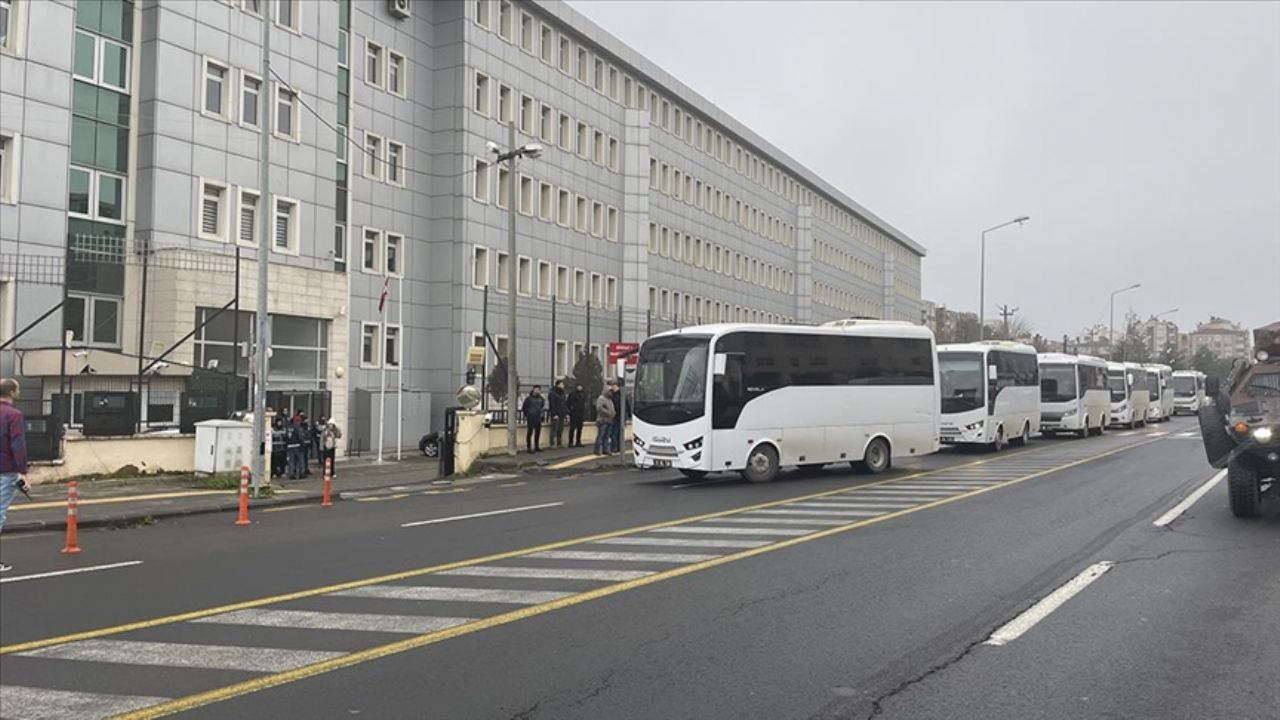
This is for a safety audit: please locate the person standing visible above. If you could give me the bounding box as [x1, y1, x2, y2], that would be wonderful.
[285, 417, 304, 480]
[1, 378, 32, 573]
[609, 381, 624, 454]
[295, 411, 313, 477]
[594, 384, 617, 455]
[567, 383, 586, 447]
[270, 416, 287, 478]
[320, 418, 342, 478]
[548, 380, 568, 448]
[521, 385, 546, 454]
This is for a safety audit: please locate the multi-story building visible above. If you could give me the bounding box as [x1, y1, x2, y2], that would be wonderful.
[1, 0, 926, 452]
[1144, 317, 1178, 358]
[1187, 317, 1250, 360]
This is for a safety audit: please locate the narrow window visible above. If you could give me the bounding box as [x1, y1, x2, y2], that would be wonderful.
[203, 59, 229, 119]
[472, 246, 490, 288]
[388, 51, 405, 96]
[366, 40, 383, 87]
[386, 141, 404, 185]
[473, 159, 490, 202]
[241, 73, 262, 128]
[238, 190, 259, 246]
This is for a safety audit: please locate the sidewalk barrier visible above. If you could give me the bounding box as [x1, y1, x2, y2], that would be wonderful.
[60, 480, 82, 554]
[321, 457, 333, 508]
[235, 465, 250, 526]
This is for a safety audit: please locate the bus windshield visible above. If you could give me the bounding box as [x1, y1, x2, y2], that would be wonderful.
[634, 336, 709, 426]
[939, 352, 984, 414]
[1108, 372, 1128, 402]
[1040, 365, 1077, 403]
[1173, 376, 1197, 397]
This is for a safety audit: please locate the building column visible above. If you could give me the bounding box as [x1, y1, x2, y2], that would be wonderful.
[795, 205, 813, 324]
[620, 108, 651, 341]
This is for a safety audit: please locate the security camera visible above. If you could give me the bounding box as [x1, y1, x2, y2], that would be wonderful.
[486, 141, 501, 154]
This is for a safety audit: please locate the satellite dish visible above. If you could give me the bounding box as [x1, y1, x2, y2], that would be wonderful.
[457, 385, 482, 410]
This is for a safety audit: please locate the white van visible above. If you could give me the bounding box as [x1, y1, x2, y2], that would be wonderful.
[939, 341, 1040, 451]
[1172, 370, 1207, 414]
[1143, 364, 1175, 422]
[1108, 361, 1151, 428]
[1038, 353, 1110, 438]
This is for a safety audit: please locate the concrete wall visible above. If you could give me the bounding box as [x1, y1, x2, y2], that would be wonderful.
[28, 435, 196, 484]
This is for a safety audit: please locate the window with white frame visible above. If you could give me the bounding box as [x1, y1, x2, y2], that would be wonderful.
[518, 174, 533, 216]
[0, 132, 15, 203]
[498, 0, 512, 41]
[472, 246, 490, 288]
[519, 11, 533, 53]
[240, 71, 262, 128]
[538, 181, 552, 221]
[496, 166, 509, 209]
[593, 57, 604, 92]
[590, 201, 603, 237]
[237, 189, 259, 246]
[474, 0, 491, 28]
[202, 58, 231, 119]
[606, 206, 618, 242]
[537, 260, 551, 300]
[573, 269, 586, 305]
[496, 251, 510, 292]
[558, 35, 571, 74]
[519, 94, 534, 134]
[558, 112, 571, 150]
[576, 47, 589, 83]
[517, 256, 532, 296]
[388, 51, 405, 96]
[197, 179, 228, 241]
[275, 0, 299, 31]
[360, 323, 381, 368]
[539, 23, 553, 64]
[364, 132, 383, 180]
[334, 224, 347, 265]
[273, 196, 299, 253]
[386, 140, 405, 186]
[0, 0, 17, 54]
[556, 188, 571, 226]
[65, 294, 121, 348]
[474, 71, 491, 116]
[497, 84, 512, 124]
[365, 40, 384, 88]
[362, 228, 382, 272]
[556, 265, 569, 302]
[68, 166, 125, 224]
[647, 223, 658, 253]
[576, 122, 589, 158]
[574, 195, 587, 232]
[539, 104, 553, 143]
[74, 31, 130, 92]
[554, 340, 568, 378]
[275, 85, 298, 140]
[592, 130, 604, 165]
[385, 233, 402, 276]
[473, 159, 490, 203]
[648, 286, 656, 312]
[590, 272, 602, 307]
[605, 276, 617, 310]
[607, 137, 619, 171]
[384, 325, 401, 368]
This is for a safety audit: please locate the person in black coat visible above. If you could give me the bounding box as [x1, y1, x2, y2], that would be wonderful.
[609, 383, 624, 453]
[520, 385, 546, 454]
[270, 417, 287, 478]
[548, 380, 569, 448]
[567, 383, 586, 447]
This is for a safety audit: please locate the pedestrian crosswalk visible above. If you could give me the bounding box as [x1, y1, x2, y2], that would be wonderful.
[0, 433, 1156, 719]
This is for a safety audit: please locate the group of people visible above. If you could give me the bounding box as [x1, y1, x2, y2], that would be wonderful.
[519, 379, 625, 456]
[270, 411, 342, 480]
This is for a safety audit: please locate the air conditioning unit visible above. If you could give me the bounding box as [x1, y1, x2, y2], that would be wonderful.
[388, 0, 410, 19]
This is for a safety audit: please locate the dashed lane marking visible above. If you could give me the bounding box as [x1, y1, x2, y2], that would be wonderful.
[0, 561, 143, 585]
[399, 501, 564, 528]
[1153, 470, 1226, 527]
[985, 562, 1114, 646]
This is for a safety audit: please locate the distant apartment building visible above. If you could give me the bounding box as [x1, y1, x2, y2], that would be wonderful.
[1144, 317, 1178, 357]
[1187, 317, 1251, 359]
[1, 0, 926, 449]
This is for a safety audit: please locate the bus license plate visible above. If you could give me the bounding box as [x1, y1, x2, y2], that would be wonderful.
[653, 459, 671, 468]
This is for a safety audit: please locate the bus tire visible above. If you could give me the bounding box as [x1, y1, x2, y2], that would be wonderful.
[990, 426, 1005, 452]
[1227, 454, 1263, 518]
[678, 469, 708, 480]
[858, 437, 891, 474]
[1090, 418, 1104, 436]
[1076, 420, 1089, 439]
[1012, 422, 1031, 446]
[741, 444, 780, 484]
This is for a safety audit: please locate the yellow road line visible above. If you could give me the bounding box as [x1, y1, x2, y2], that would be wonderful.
[547, 453, 602, 470]
[355, 494, 410, 503]
[113, 439, 1159, 719]
[12, 489, 228, 511]
[260, 505, 313, 514]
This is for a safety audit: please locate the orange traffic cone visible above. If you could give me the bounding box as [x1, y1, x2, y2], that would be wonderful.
[321, 457, 333, 508]
[235, 465, 250, 526]
[61, 480, 81, 554]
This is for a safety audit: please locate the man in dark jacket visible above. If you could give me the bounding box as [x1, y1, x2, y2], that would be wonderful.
[548, 380, 568, 448]
[270, 416, 287, 478]
[521, 386, 546, 453]
[285, 418, 305, 479]
[567, 383, 586, 447]
[1, 378, 33, 573]
[609, 382, 624, 453]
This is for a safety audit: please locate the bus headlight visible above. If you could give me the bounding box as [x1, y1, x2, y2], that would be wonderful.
[1253, 427, 1274, 443]
[683, 437, 704, 451]
[1063, 407, 1078, 416]
[964, 421, 984, 432]
[633, 436, 646, 448]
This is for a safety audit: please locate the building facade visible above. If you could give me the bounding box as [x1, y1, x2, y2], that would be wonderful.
[1144, 317, 1178, 358]
[1, 0, 926, 450]
[1187, 317, 1250, 360]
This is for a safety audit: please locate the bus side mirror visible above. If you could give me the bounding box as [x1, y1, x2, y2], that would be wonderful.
[987, 365, 998, 381]
[713, 353, 727, 377]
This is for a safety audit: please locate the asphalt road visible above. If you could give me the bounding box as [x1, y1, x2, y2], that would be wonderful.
[1, 416, 1276, 720]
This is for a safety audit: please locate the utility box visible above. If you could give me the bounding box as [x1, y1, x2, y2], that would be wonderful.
[193, 419, 254, 475]
[23, 415, 65, 462]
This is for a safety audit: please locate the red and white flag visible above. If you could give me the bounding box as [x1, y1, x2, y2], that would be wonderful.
[377, 277, 391, 314]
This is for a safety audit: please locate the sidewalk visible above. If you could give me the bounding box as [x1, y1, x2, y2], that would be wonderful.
[470, 442, 632, 475]
[3, 453, 443, 534]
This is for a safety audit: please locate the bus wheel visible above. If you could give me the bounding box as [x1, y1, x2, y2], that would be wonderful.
[1012, 423, 1031, 446]
[1077, 420, 1089, 439]
[741, 445, 780, 484]
[678, 469, 708, 480]
[1090, 418, 1104, 436]
[859, 437, 891, 474]
[991, 427, 1006, 452]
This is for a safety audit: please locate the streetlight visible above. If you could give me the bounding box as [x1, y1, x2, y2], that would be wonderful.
[1109, 283, 1141, 359]
[491, 126, 543, 456]
[978, 216, 1030, 340]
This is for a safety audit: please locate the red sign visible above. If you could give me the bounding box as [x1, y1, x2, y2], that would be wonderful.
[608, 342, 640, 366]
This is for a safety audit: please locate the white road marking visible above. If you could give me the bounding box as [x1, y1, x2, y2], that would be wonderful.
[1147, 431, 1168, 437]
[192, 609, 473, 634]
[985, 562, 1114, 646]
[1176, 431, 1197, 437]
[400, 502, 563, 528]
[886, 483, 994, 490]
[0, 686, 169, 720]
[751, 508, 888, 518]
[330, 586, 573, 604]
[594, 537, 770, 549]
[528, 549, 716, 563]
[785, 502, 917, 510]
[650, 525, 812, 536]
[846, 488, 959, 496]
[1153, 470, 1227, 527]
[439, 566, 652, 581]
[20, 639, 342, 672]
[710, 516, 850, 526]
[0, 561, 144, 585]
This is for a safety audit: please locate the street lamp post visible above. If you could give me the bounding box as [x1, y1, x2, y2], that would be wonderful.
[978, 216, 1030, 340]
[491, 126, 543, 456]
[1109, 283, 1141, 360]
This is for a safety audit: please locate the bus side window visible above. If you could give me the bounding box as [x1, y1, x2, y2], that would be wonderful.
[712, 354, 745, 429]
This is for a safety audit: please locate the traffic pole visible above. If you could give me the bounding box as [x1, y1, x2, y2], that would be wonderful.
[61, 480, 81, 554]
[235, 465, 250, 526]
[321, 457, 333, 508]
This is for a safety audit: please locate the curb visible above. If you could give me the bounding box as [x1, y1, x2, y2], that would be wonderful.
[2, 491, 326, 534]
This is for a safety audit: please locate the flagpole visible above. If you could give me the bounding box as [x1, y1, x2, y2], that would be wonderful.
[376, 278, 389, 464]
[396, 274, 403, 461]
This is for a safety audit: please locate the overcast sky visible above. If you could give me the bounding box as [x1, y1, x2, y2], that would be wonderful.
[568, 0, 1280, 339]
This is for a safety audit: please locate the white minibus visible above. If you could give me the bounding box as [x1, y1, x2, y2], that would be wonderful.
[1108, 361, 1151, 428]
[1172, 370, 1207, 414]
[938, 341, 1041, 451]
[631, 320, 939, 483]
[1143, 363, 1175, 422]
[1037, 353, 1110, 438]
